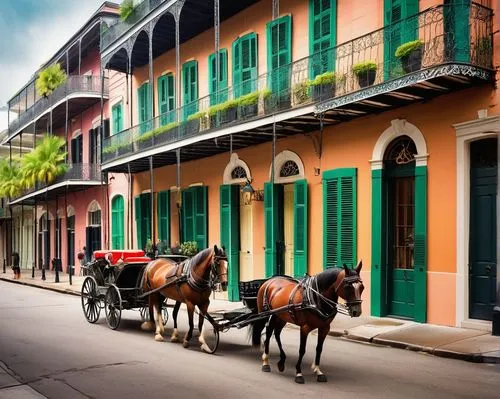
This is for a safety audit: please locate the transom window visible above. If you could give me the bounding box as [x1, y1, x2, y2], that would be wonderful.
[88, 210, 101, 226]
[279, 160, 300, 178]
[231, 166, 247, 180]
[385, 136, 417, 165]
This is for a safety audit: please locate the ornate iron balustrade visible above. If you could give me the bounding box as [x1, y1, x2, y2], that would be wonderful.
[10, 163, 102, 201]
[8, 76, 109, 136]
[102, 3, 493, 164]
[101, 0, 166, 50]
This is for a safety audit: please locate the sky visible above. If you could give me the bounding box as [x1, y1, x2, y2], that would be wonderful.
[0, 0, 122, 131]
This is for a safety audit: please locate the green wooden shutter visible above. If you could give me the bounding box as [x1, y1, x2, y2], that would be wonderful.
[414, 166, 427, 323]
[138, 83, 151, 134]
[157, 190, 170, 246]
[264, 182, 283, 277]
[323, 168, 357, 268]
[193, 186, 208, 250]
[158, 74, 175, 125]
[209, 49, 228, 105]
[111, 195, 124, 249]
[233, 33, 257, 97]
[293, 179, 308, 278]
[309, 0, 337, 78]
[111, 102, 123, 135]
[182, 61, 198, 120]
[141, 193, 152, 248]
[267, 15, 292, 96]
[134, 195, 143, 249]
[220, 185, 240, 301]
[444, 0, 470, 63]
[182, 188, 194, 243]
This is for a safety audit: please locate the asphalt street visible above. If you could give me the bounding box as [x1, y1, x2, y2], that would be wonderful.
[0, 281, 498, 399]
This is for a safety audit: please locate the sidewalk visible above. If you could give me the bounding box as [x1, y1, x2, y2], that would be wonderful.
[1, 269, 499, 364]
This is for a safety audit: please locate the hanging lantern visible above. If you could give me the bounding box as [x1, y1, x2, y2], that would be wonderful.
[241, 180, 255, 206]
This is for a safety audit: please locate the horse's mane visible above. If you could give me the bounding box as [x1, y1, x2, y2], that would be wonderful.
[315, 267, 342, 292]
[189, 248, 213, 267]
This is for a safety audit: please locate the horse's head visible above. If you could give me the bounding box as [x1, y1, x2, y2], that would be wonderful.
[212, 245, 228, 288]
[336, 261, 364, 317]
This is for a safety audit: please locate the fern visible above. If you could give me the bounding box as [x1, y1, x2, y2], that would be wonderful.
[120, 0, 135, 22]
[35, 64, 67, 98]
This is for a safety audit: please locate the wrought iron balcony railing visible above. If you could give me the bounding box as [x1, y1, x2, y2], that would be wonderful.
[102, 3, 493, 165]
[101, 0, 166, 50]
[10, 163, 102, 202]
[8, 76, 109, 136]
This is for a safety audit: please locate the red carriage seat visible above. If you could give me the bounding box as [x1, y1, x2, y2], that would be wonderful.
[93, 250, 146, 265]
[125, 256, 152, 263]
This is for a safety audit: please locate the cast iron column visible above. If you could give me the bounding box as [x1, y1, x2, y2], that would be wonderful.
[54, 195, 59, 283]
[150, 156, 155, 254]
[33, 198, 37, 278]
[214, 0, 220, 102]
[148, 23, 155, 120]
[493, 132, 500, 336]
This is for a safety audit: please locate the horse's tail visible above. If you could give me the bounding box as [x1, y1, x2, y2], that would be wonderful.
[248, 317, 268, 347]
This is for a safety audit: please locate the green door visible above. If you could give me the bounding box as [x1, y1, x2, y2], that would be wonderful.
[469, 138, 497, 321]
[181, 186, 208, 250]
[138, 82, 152, 134]
[209, 49, 228, 105]
[267, 15, 292, 100]
[264, 182, 284, 277]
[309, 0, 337, 78]
[387, 165, 415, 319]
[220, 185, 240, 301]
[111, 195, 124, 249]
[233, 33, 258, 98]
[135, 193, 152, 250]
[444, 0, 470, 63]
[293, 179, 308, 278]
[158, 74, 175, 125]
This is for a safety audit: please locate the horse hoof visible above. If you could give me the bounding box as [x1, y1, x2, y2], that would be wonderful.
[182, 340, 190, 348]
[141, 321, 154, 331]
[295, 375, 305, 384]
[277, 361, 285, 372]
[171, 336, 179, 343]
[262, 365, 271, 373]
[155, 334, 165, 342]
[317, 374, 327, 383]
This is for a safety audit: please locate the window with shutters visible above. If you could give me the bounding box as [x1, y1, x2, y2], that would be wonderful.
[112, 101, 123, 134]
[323, 168, 357, 268]
[182, 60, 199, 120]
[71, 134, 83, 165]
[137, 82, 151, 133]
[232, 33, 258, 98]
[182, 186, 208, 249]
[158, 73, 175, 125]
[208, 49, 228, 105]
[135, 193, 152, 250]
[267, 15, 292, 95]
[157, 190, 170, 246]
[309, 0, 337, 78]
[111, 195, 125, 250]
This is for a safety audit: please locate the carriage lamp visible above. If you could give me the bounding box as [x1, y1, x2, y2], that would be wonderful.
[241, 180, 263, 205]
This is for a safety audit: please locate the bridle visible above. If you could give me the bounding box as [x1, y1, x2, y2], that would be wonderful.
[188, 253, 228, 292]
[334, 274, 363, 308]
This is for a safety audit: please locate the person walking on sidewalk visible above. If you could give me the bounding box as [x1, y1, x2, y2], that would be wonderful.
[11, 252, 20, 279]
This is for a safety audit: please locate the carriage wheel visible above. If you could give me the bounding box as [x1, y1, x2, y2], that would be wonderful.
[81, 276, 101, 323]
[161, 301, 169, 326]
[140, 300, 168, 326]
[200, 320, 220, 354]
[104, 285, 122, 330]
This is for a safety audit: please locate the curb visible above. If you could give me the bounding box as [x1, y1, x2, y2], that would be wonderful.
[2, 277, 498, 365]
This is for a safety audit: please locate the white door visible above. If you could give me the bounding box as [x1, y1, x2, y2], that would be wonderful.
[284, 184, 294, 276]
[239, 192, 253, 281]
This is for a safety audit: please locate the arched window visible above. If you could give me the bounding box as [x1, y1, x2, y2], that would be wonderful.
[87, 200, 101, 227]
[279, 160, 300, 178]
[223, 153, 252, 184]
[270, 150, 305, 183]
[111, 195, 125, 249]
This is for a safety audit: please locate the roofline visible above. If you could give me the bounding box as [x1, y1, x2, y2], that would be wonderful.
[7, 2, 120, 104]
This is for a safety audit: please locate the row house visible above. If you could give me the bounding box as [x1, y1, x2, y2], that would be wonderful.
[1, 3, 127, 276]
[100, 0, 498, 329]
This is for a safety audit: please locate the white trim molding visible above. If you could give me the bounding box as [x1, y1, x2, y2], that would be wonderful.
[269, 150, 305, 184]
[370, 119, 428, 169]
[223, 153, 252, 184]
[67, 205, 75, 217]
[87, 200, 101, 213]
[453, 114, 499, 328]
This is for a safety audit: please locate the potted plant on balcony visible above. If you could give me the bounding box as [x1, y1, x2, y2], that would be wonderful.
[182, 111, 205, 136]
[119, 0, 135, 22]
[395, 39, 424, 73]
[35, 64, 67, 98]
[237, 91, 260, 119]
[102, 144, 120, 162]
[208, 99, 238, 128]
[153, 121, 180, 145]
[180, 241, 199, 257]
[136, 130, 155, 151]
[353, 61, 377, 88]
[292, 81, 311, 106]
[308, 71, 341, 102]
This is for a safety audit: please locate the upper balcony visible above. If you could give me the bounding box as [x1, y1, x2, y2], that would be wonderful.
[5, 76, 109, 144]
[8, 163, 102, 206]
[102, 3, 494, 173]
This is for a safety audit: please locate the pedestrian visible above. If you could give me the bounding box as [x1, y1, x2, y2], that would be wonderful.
[11, 252, 20, 279]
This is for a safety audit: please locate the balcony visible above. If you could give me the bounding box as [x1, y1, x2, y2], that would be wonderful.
[102, 3, 494, 173]
[101, 0, 167, 50]
[8, 163, 102, 205]
[6, 76, 109, 143]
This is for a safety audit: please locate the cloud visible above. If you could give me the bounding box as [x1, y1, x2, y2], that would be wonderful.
[0, 0, 121, 130]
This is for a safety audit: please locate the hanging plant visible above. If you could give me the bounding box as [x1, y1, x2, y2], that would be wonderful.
[120, 0, 135, 22]
[35, 64, 67, 98]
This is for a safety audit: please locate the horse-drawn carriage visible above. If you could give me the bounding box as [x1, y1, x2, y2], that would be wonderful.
[80, 250, 188, 329]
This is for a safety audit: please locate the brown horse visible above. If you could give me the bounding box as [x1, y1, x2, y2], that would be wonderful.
[141, 246, 227, 350]
[250, 261, 364, 384]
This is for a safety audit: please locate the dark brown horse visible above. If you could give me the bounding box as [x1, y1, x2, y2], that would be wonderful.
[250, 261, 364, 384]
[141, 246, 227, 350]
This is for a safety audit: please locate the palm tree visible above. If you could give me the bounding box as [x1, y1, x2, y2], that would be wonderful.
[0, 157, 22, 198]
[21, 134, 68, 275]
